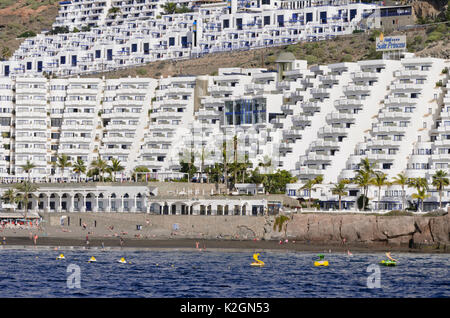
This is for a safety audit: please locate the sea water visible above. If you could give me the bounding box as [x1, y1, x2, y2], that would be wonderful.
[0, 249, 448, 297]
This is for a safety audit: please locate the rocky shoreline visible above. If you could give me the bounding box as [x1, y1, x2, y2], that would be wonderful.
[0, 212, 448, 253]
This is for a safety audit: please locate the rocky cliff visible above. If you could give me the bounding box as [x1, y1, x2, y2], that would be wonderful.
[45, 212, 450, 251]
[276, 213, 450, 249]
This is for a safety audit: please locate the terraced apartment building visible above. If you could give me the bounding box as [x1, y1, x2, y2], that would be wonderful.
[0, 0, 394, 77]
[0, 52, 449, 210]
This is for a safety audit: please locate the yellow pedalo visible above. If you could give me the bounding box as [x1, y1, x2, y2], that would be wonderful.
[314, 254, 329, 267]
[251, 253, 265, 267]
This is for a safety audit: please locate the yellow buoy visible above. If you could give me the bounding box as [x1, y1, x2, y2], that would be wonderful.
[88, 256, 97, 263]
[57, 254, 65, 260]
[118, 257, 127, 264]
[250, 253, 265, 267]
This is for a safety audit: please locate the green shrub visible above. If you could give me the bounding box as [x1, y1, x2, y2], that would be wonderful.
[305, 55, 318, 65]
[18, 30, 37, 38]
[426, 31, 444, 43]
[383, 210, 414, 216]
[340, 54, 353, 62]
[136, 68, 147, 76]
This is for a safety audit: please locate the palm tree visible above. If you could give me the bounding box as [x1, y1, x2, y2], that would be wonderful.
[21, 160, 36, 181]
[408, 177, 429, 211]
[331, 179, 350, 210]
[392, 172, 408, 211]
[412, 187, 430, 212]
[72, 158, 86, 182]
[109, 158, 125, 182]
[354, 157, 375, 211]
[273, 215, 290, 238]
[161, 2, 177, 15]
[408, 177, 429, 192]
[370, 171, 390, 211]
[258, 156, 272, 174]
[14, 181, 39, 219]
[132, 166, 150, 182]
[300, 175, 323, 208]
[57, 154, 72, 178]
[432, 170, 449, 209]
[87, 167, 100, 181]
[1, 188, 17, 211]
[90, 157, 108, 182]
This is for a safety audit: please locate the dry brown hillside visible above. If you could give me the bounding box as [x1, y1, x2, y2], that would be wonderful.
[0, 0, 59, 59]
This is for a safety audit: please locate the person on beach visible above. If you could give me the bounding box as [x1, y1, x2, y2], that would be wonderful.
[2, 237, 5, 245]
[33, 234, 38, 246]
[119, 237, 124, 247]
[86, 235, 90, 248]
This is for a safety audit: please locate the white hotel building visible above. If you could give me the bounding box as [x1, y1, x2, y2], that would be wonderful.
[0, 52, 449, 211]
[0, 0, 386, 77]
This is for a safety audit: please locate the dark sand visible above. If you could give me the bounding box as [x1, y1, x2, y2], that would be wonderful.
[1, 236, 448, 253]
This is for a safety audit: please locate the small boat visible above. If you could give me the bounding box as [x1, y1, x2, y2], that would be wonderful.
[56, 254, 65, 260]
[250, 253, 265, 267]
[88, 256, 97, 263]
[314, 254, 329, 267]
[118, 257, 127, 264]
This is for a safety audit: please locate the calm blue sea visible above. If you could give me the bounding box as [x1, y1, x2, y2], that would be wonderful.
[0, 249, 448, 298]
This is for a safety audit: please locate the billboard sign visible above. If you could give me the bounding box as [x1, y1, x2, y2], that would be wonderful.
[376, 34, 406, 51]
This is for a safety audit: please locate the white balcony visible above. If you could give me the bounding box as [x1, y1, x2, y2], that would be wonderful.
[390, 83, 422, 92]
[372, 126, 405, 134]
[367, 153, 395, 161]
[334, 99, 363, 109]
[318, 127, 348, 136]
[325, 112, 355, 122]
[378, 111, 412, 120]
[384, 97, 416, 105]
[431, 154, 450, 162]
[310, 140, 340, 149]
[301, 153, 333, 163]
[351, 71, 379, 81]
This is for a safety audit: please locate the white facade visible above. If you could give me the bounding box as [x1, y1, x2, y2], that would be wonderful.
[0, 55, 449, 210]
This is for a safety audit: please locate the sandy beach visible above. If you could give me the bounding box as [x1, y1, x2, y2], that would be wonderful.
[0, 230, 447, 254]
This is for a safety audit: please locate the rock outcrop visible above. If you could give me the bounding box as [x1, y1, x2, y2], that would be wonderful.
[281, 213, 449, 249]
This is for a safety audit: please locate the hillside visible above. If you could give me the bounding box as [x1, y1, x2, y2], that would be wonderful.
[0, 0, 59, 59]
[82, 24, 449, 79]
[0, 0, 448, 70]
